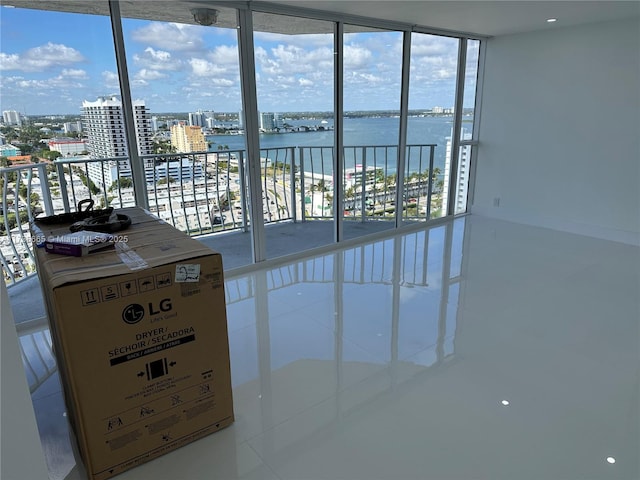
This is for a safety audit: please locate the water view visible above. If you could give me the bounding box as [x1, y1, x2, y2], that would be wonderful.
[207, 115, 464, 174]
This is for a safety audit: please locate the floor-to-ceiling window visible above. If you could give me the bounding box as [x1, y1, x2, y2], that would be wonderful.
[1, 2, 483, 275]
[405, 33, 460, 223]
[341, 26, 403, 241]
[251, 11, 336, 260]
[0, 3, 121, 281]
[454, 39, 480, 215]
[116, 5, 254, 267]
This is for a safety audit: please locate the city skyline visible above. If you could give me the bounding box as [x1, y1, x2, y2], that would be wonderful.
[0, 6, 478, 116]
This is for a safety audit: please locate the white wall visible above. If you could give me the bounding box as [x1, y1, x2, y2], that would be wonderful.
[1, 282, 50, 479]
[473, 18, 640, 245]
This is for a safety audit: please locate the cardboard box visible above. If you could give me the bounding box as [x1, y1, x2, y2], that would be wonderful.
[33, 207, 234, 480]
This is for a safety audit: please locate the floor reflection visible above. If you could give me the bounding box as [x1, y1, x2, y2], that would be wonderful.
[17, 214, 638, 480]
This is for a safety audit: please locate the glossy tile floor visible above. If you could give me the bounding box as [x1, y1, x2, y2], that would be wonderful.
[15, 215, 640, 479]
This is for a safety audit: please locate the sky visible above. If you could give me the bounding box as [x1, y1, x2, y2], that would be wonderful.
[0, 6, 478, 116]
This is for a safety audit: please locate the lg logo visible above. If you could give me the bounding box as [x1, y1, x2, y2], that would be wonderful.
[122, 304, 145, 324]
[122, 299, 173, 324]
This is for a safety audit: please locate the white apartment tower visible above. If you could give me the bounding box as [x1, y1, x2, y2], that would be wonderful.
[188, 111, 206, 127]
[442, 129, 472, 215]
[63, 121, 83, 134]
[82, 96, 152, 158]
[259, 112, 282, 131]
[82, 96, 153, 188]
[2, 110, 22, 126]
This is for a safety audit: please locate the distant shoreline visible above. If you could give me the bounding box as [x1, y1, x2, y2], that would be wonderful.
[19, 110, 473, 123]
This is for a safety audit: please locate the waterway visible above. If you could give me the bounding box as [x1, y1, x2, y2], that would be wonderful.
[207, 115, 473, 174]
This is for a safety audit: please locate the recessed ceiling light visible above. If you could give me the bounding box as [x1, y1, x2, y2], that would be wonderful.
[606, 457, 616, 464]
[547, 18, 557, 23]
[500, 400, 510, 406]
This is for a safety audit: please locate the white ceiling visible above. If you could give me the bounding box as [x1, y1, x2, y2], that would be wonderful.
[4, 0, 639, 37]
[263, 0, 640, 37]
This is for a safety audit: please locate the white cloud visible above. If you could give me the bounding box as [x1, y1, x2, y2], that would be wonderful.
[345, 71, 384, 85]
[207, 45, 239, 66]
[409, 35, 458, 84]
[61, 69, 88, 79]
[435, 68, 455, 80]
[133, 47, 181, 70]
[0, 53, 20, 70]
[131, 22, 204, 52]
[412, 42, 450, 57]
[189, 58, 228, 77]
[2, 73, 84, 93]
[102, 70, 120, 89]
[210, 78, 234, 87]
[267, 75, 296, 86]
[257, 44, 333, 76]
[15, 78, 48, 89]
[298, 78, 313, 87]
[0, 43, 85, 72]
[135, 69, 168, 81]
[343, 45, 373, 70]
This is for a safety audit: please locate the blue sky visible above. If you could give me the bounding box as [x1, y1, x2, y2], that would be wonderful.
[0, 6, 476, 116]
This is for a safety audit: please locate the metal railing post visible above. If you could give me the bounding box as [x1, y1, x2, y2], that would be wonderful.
[290, 146, 297, 223]
[238, 151, 249, 232]
[426, 146, 435, 220]
[299, 147, 306, 222]
[56, 161, 71, 213]
[360, 147, 367, 222]
[36, 164, 54, 216]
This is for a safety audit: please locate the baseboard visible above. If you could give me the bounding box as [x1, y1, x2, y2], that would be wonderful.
[471, 206, 640, 246]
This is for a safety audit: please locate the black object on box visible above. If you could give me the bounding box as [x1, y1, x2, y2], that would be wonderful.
[44, 231, 114, 257]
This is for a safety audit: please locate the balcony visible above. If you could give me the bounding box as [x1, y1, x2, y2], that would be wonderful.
[1, 143, 446, 285]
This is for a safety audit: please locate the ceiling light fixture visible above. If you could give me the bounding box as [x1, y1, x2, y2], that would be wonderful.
[547, 18, 557, 23]
[191, 8, 218, 26]
[606, 457, 616, 464]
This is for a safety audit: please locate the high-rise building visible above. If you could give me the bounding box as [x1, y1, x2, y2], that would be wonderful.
[170, 122, 207, 153]
[62, 121, 83, 134]
[189, 111, 206, 128]
[259, 112, 282, 131]
[2, 110, 22, 126]
[442, 129, 472, 215]
[82, 96, 152, 158]
[151, 116, 159, 132]
[81, 96, 153, 188]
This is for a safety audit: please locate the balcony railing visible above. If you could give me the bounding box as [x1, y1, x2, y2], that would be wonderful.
[1, 143, 444, 285]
